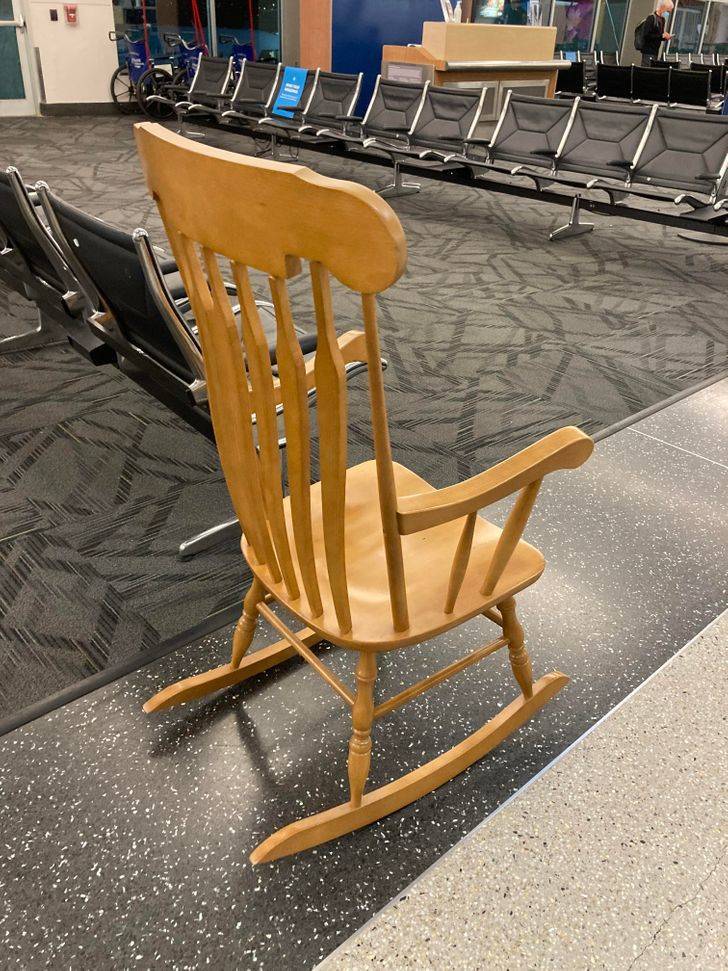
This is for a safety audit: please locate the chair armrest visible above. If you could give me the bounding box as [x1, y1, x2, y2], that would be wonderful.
[396, 426, 593, 534]
[336, 113, 363, 122]
[533, 148, 557, 157]
[463, 137, 491, 145]
[695, 172, 721, 182]
[607, 159, 632, 169]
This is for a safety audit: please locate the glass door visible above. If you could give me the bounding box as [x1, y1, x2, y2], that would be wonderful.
[0, 0, 36, 116]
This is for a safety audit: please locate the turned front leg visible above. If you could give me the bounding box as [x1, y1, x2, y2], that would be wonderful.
[499, 597, 533, 699]
[348, 652, 377, 807]
[231, 577, 265, 668]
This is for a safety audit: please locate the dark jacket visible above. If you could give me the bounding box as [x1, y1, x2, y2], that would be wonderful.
[641, 13, 666, 60]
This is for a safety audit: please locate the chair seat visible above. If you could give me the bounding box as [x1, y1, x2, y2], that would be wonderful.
[244, 460, 545, 650]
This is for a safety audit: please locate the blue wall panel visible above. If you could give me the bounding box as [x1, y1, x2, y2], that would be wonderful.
[332, 0, 442, 109]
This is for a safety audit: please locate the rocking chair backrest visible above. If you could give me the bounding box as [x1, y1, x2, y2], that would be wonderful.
[135, 123, 408, 636]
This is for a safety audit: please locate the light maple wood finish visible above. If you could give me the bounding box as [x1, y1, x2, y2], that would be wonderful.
[135, 123, 593, 863]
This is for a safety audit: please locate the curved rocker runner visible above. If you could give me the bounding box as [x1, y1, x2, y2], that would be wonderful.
[136, 122, 594, 863]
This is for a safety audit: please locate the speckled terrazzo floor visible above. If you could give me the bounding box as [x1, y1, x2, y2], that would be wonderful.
[320, 608, 728, 971]
[0, 379, 726, 968]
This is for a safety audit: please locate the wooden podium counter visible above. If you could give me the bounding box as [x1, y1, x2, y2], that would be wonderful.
[382, 23, 564, 121]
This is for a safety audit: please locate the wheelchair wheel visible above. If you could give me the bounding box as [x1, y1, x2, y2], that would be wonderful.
[110, 66, 138, 114]
[136, 67, 174, 118]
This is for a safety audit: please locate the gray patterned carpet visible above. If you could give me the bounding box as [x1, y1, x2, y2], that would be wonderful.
[1, 114, 726, 724]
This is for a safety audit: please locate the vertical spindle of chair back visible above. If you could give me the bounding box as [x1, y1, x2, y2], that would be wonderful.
[134, 123, 409, 635]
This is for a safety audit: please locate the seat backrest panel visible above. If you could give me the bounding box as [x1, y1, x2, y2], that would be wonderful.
[303, 71, 361, 125]
[490, 95, 572, 167]
[0, 173, 62, 286]
[632, 109, 728, 192]
[410, 87, 482, 150]
[232, 61, 279, 108]
[557, 102, 652, 178]
[190, 56, 232, 97]
[632, 66, 670, 103]
[671, 68, 711, 105]
[595, 63, 632, 99]
[48, 194, 195, 380]
[363, 78, 426, 138]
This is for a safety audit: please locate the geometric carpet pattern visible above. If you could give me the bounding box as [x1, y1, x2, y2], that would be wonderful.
[1, 113, 726, 723]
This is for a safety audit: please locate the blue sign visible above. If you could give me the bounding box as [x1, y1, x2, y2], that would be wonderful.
[272, 66, 309, 118]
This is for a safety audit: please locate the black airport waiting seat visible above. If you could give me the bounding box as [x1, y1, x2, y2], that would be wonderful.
[360, 85, 488, 197]
[554, 99, 653, 183]
[597, 51, 620, 66]
[596, 64, 632, 100]
[630, 108, 728, 202]
[221, 61, 282, 124]
[556, 59, 585, 96]
[364, 85, 487, 159]
[319, 76, 428, 145]
[0, 168, 108, 357]
[257, 69, 362, 140]
[488, 92, 573, 170]
[579, 50, 598, 89]
[631, 66, 670, 103]
[690, 61, 725, 95]
[175, 56, 234, 121]
[671, 68, 711, 107]
[37, 188, 320, 425]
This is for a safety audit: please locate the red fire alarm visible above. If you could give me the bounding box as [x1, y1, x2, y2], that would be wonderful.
[64, 4, 78, 24]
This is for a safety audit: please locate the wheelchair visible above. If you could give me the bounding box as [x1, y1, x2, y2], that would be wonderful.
[136, 33, 207, 117]
[108, 29, 204, 119]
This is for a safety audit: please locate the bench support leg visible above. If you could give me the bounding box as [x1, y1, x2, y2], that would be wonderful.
[0, 307, 64, 354]
[550, 195, 594, 242]
[378, 160, 420, 200]
[178, 517, 241, 559]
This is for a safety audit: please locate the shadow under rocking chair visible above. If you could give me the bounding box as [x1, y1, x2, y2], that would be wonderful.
[136, 123, 594, 864]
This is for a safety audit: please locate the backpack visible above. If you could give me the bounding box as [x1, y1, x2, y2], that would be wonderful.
[634, 16, 653, 52]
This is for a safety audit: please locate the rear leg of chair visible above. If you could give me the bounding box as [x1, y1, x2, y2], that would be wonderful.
[348, 652, 377, 807]
[499, 596, 533, 699]
[378, 159, 421, 200]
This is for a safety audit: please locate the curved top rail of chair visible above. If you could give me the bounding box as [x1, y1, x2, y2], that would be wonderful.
[133, 122, 407, 293]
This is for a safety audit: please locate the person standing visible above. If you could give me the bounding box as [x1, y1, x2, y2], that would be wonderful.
[639, 0, 674, 66]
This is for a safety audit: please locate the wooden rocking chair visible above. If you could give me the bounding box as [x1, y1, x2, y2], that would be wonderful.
[135, 122, 594, 864]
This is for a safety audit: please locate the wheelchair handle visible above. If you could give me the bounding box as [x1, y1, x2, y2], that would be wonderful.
[219, 34, 240, 44]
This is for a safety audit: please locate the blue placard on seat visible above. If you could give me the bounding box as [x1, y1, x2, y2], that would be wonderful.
[272, 66, 309, 118]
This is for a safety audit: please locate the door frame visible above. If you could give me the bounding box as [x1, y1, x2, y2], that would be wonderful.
[0, 0, 38, 116]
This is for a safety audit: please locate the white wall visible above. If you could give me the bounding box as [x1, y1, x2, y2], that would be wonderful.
[24, 0, 118, 105]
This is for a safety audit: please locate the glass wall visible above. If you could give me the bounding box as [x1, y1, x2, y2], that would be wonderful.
[474, 0, 530, 25]
[702, 0, 728, 55]
[112, 0, 279, 64]
[216, 0, 280, 62]
[670, 0, 708, 52]
[592, 0, 629, 52]
[552, 0, 597, 52]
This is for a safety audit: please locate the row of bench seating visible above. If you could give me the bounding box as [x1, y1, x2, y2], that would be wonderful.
[558, 61, 721, 107]
[0, 165, 371, 556]
[145, 59, 728, 240]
